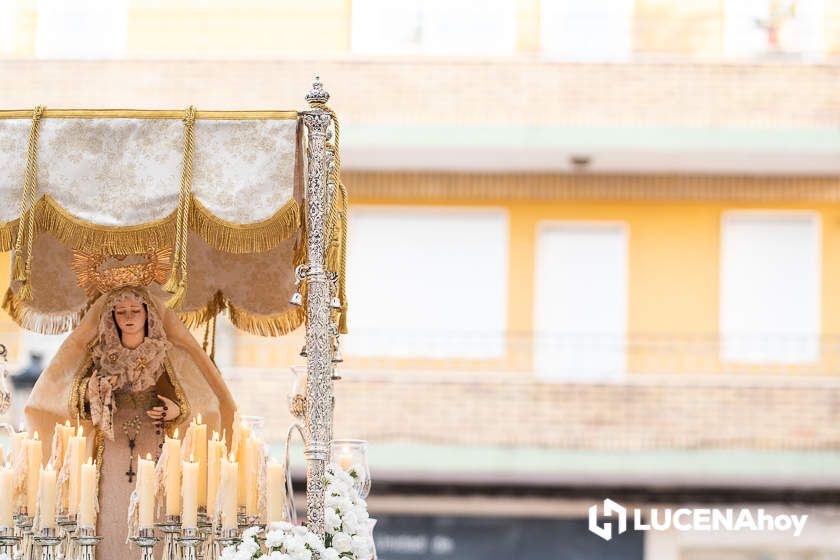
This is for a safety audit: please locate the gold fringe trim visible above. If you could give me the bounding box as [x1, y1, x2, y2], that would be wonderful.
[190, 197, 300, 254]
[2, 287, 88, 335]
[0, 109, 298, 120]
[179, 291, 304, 338]
[0, 195, 301, 254]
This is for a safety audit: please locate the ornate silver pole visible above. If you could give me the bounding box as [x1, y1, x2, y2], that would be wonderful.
[33, 528, 62, 560]
[300, 77, 336, 538]
[156, 515, 181, 560]
[71, 526, 101, 560]
[177, 528, 204, 560]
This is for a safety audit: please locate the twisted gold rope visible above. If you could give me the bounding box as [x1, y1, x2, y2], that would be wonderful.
[12, 105, 45, 301]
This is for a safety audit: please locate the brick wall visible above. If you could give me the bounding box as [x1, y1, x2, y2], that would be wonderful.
[225, 369, 840, 450]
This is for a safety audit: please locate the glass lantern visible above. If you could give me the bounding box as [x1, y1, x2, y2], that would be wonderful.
[330, 439, 371, 498]
[288, 366, 307, 420]
[240, 415, 265, 442]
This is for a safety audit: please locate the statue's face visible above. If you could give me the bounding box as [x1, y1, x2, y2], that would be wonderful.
[113, 296, 146, 337]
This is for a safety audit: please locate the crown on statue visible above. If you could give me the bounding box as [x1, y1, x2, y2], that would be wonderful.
[71, 247, 173, 297]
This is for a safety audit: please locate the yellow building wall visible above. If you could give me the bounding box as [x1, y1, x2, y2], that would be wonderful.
[633, 0, 724, 55]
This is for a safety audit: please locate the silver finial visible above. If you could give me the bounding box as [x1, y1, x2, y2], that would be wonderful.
[306, 76, 330, 105]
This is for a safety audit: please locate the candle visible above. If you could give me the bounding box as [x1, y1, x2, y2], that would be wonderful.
[182, 456, 198, 528]
[164, 429, 181, 516]
[266, 461, 286, 524]
[78, 458, 97, 528]
[12, 429, 27, 467]
[25, 433, 42, 516]
[220, 455, 238, 530]
[0, 464, 13, 527]
[207, 432, 224, 519]
[339, 452, 353, 471]
[0, 445, 4, 466]
[235, 424, 252, 507]
[38, 465, 57, 529]
[67, 426, 86, 516]
[137, 453, 155, 529]
[54, 421, 74, 512]
[192, 416, 208, 508]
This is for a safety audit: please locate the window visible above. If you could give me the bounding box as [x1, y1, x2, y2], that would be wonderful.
[723, 0, 825, 59]
[720, 212, 820, 363]
[345, 207, 509, 359]
[534, 222, 628, 380]
[541, 0, 635, 61]
[351, 0, 516, 56]
[35, 0, 128, 59]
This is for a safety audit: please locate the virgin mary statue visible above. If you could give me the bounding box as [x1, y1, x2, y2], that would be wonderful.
[24, 251, 237, 558]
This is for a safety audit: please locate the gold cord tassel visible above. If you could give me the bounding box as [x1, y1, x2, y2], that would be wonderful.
[164, 105, 197, 308]
[12, 105, 46, 301]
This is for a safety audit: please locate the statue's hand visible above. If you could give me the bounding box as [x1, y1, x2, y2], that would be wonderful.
[146, 394, 180, 423]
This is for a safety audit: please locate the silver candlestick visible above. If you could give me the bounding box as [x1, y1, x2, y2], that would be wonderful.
[15, 514, 33, 560]
[55, 515, 76, 560]
[215, 528, 240, 553]
[131, 527, 159, 560]
[177, 528, 204, 560]
[0, 526, 21, 558]
[156, 516, 181, 560]
[71, 526, 101, 560]
[33, 528, 62, 560]
[196, 511, 211, 560]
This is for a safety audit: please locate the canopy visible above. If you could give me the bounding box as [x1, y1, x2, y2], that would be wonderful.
[0, 108, 345, 337]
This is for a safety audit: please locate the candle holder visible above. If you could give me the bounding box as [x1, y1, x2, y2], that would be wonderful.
[215, 528, 240, 553]
[156, 515, 181, 560]
[15, 514, 33, 560]
[177, 527, 205, 560]
[0, 526, 21, 558]
[71, 526, 101, 560]
[131, 527, 160, 560]
[33, 527, 62, 560]
[55, 515, 76, 560]
[196, 511, 212, 560]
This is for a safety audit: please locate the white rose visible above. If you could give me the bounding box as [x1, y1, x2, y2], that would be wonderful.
[292, 525, 309, 537]
[325, 494, 343, 509]
[342, 511, 360, 535]
[220, 546, 238, 560]
[336, 496, 354, 515]
[351, 535, 371, 557]
[290, 549, 312, 560]
[271, 521, 293, 533]
[285, 536, 306, 553]
[269, 553, 291, 560]
[304, 531, 325, 553]
[331, 531, 352, 553]
[242, 526, 262, 540]
[325, 508, 342, 533]
[320, 548, 340, 560]
[265, 530, 285, 549]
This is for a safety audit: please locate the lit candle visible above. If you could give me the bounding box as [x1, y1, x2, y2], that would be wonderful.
[164, 429, 181, 517]
[78, 458, 97, 528]
[25, 433, 43, 516]
[192, 415, 208, 509]
[137, 453, 155, 529]
[67, 426, 86, 516]
[244, 437, 259, 517]
[220, 455, 238, 530]
[182, 456, 198, 529]
[266, 460, 286, 524]
[339, 452, 353, 471]
[207, 432, 224, 519]
[235, 423, 252, 507]
[0, 463, 13, 527]
[38, 465, 57, 529]
[54, 421, 75, 512]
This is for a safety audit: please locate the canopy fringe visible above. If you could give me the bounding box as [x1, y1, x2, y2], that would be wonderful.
[2, 287, 87, 335]
[178, 291, 304, 338]
[189, 197, 300, 254]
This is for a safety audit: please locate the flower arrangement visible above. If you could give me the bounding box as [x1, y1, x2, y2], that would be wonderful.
[220, 464, 374, 560]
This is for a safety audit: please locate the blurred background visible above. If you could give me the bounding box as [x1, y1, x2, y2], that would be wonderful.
[3, 0, 840, 558]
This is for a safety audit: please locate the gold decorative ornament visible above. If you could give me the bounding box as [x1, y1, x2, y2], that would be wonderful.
[71, 247, 173, 297]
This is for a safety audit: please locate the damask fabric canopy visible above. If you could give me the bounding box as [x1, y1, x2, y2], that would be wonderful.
[0, 108, 345, 337]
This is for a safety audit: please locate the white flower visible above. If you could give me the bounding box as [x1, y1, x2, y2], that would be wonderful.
[325, 508, 342, 533]
[335, 496, 354, 515]
[351, 535, 373, 558]
[342, 510, 361, 535]
[271, 521, 294, 533]
[265, 530, 285, 549]
[320, 548, 340, 560]
[220, 546, 239, 560]
[332, 531, 352, 553]
[242, 526, 262, 540]
[290, 548, 312, 560]
[269, 553, 291, 560]
[304, 531, 325, 552]
[285, 535, 306, 553]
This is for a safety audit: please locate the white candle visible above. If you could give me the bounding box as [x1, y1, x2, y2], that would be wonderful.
[12, 430, 27, 468]
[164, 430, 181, 517]
[244, 437, 259, 517]
[38, 465, 57, 529]
[266, 461, 286, 524]
[0, 464, 13, 527]
[339, 453, 353, 471]
[67, 427, 86, 516]
[78, 459, 97, 528]
[207, 432, 223, 519]
[25, 434, 42, 516]
[137, 454, 155, 529]
[235, 424, 252, 507]
[220, 455, 238, 530]
[192, 416, 208, 508]
[181, 457, 198, 529]
[54, 421, 74, 512]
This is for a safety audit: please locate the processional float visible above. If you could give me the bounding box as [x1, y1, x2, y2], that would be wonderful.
[0, 79, 372, 560]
